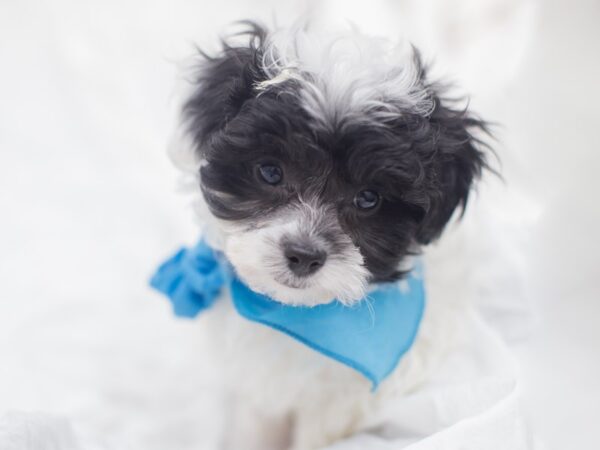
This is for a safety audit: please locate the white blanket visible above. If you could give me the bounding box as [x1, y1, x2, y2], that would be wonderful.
[0, 0, 565, 448]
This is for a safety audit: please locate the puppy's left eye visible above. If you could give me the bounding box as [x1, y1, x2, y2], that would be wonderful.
[258, 164, 283, 185]
[354, 190, 380, 210]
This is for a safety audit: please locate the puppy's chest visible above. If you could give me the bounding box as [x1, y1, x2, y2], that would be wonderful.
[200, 290, 368, 408]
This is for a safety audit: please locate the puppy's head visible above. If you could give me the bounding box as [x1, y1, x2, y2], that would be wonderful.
[181, 23, 489, 306]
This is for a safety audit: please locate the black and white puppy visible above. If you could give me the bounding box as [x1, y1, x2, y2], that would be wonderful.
[173, 21, 490, 450]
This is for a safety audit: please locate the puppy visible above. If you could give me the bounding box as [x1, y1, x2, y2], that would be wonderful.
[171, 21, 490, 450]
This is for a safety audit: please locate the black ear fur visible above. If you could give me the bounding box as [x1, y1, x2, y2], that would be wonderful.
[183, 22, 268, 154]
[415, 93, 491, 245]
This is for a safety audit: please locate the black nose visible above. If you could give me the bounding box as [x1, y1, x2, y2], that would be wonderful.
[284, 242, 327, 277]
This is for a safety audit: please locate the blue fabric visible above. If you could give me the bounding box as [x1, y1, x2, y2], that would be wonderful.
[149, 241, 225, 318]
[150, 239, 425, 389]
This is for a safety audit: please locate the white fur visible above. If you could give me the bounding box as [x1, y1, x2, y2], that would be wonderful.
[221, 200, 369, 306]
[257, 23, 434, 131]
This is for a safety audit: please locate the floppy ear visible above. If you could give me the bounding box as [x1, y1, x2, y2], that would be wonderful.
[416, 95, 490, 245]
[183, 23, 268, 155]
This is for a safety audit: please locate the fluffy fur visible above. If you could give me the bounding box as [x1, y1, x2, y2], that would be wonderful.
[173, 21, 491, 450]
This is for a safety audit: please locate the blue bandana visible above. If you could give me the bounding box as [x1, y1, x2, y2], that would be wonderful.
[150, 239, 425, 389]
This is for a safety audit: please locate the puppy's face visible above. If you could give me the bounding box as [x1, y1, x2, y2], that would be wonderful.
[182, 24, 488, 306]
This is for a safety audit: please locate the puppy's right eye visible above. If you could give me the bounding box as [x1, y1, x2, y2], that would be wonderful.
[354, 190, 380, 210]
[257, 164, 283, 185]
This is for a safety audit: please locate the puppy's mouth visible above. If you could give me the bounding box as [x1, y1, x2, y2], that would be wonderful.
[272, 271, 313, 290]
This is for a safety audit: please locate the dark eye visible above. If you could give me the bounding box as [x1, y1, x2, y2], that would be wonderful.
[257, 164, 283, 185]
[354, 190, 380, 210]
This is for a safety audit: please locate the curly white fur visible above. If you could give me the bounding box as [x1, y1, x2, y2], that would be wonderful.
[256, 23, 434, 131]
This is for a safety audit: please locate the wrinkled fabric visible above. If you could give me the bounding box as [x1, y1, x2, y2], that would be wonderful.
[327, 312, 543, 450]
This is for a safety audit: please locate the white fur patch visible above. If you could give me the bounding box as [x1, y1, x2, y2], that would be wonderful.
[222, 201, 369, 306]
[257, 24, 434, 131]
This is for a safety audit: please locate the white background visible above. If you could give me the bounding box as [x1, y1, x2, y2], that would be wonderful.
[1, 0, 599, 448]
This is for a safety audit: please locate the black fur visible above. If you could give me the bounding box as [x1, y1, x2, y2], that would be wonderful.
[183, 23, 491, 282]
